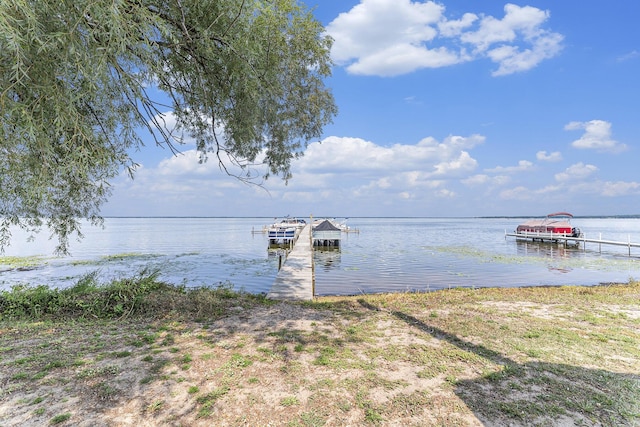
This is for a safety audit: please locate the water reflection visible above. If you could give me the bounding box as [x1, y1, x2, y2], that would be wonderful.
[515, 240, 582, 259]
[267, 248, 288, 273]
[314, 248, 341, 272]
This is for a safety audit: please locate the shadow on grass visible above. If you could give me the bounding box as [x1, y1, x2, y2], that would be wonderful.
[358, 299, 640, 426]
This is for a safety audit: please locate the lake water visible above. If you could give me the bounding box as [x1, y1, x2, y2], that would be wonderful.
[2, 217, 640, 296]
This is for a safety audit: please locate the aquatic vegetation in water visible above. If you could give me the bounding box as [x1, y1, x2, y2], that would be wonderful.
[424, 245, 638, 273]
[101, 253, 163, 261]
[0, 256, 50, 270]
[70, 253, 164, 267]
[175, 252, 200, 258]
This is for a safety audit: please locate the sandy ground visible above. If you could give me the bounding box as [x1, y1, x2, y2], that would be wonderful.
[1, 295, 639, 426]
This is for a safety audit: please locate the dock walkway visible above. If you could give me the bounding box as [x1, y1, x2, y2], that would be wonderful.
[267, 224, 314, 301]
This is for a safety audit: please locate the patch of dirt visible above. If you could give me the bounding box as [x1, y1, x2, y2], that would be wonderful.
[480, 300, 566, 319]
[0, 303, 481, 426]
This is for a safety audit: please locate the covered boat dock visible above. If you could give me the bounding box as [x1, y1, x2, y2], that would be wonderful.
[312, 219, 341, 247]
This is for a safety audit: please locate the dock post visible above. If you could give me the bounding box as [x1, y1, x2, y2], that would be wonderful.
[310, 214, 315, 298]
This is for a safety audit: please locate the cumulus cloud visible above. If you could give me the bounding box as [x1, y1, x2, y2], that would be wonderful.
[484, 160, 534, 174]
[536, 150, 562, 162]
[111, 134, 485, 211]
[565, 120, 627, 153]
[554, 162, 598, 182]
[326, 1, 563, 77]
[462, 174, 510, 187]
[498, 177, 640, 205]
[462, 4, 564, 76]
[299, 137, 394, 172]
[104, 130, 640, 216]
[431, 151, 477, 177]
[263, 134, 484, 208]
[438, 13, 478, 37]
[298, 134, 484, 177]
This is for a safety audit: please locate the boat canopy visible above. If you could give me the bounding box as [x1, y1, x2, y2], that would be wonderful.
[546, 212, 573, 218]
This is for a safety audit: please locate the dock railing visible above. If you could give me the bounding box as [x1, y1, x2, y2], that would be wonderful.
[505, 231, 640, 256]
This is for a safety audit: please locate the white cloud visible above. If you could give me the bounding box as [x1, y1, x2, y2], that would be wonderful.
[554, 162, 598, 182]
[558, 180, 640, 198]
[484, 160, 534, 174]
[487, 32, 564, 76]
[102, 136, 640, 217]
[499, 185, 531, 200]
[431, 151, 477, 177]
[108, 132, 489, 216]
[438, 13, 478, 37]
[600, 181, 640, 197]
[436, 188, 456, 198]
[565, 120, 627, 153]
[497, 177, 640, 206]
[328, 0, 444, 61]
[536, 150, 562, 162]
[299, 137, 393, 172]
[499, 183, 564, 201]
[617, 50, 640, 62]
[460, 4, 547, 51]
[462, 174, 489, 186]
[298, 134, 484, 177]
[156, 151, 215, 176]
[462, 174, 510, 187]
[462, 4, 563, 76]
[345, 44, 462, 77]
[326, 1, 563, 77]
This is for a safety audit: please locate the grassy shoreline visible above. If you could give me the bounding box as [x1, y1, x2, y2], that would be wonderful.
[1, 277, 639, 426]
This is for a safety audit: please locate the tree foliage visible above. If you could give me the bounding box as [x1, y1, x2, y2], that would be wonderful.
[0, 0, 337, 253]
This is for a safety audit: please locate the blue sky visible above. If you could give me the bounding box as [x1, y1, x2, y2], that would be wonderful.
[103, 0, 640, 218]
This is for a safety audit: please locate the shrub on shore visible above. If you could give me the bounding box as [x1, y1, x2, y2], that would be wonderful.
[0, 269, 267, 321]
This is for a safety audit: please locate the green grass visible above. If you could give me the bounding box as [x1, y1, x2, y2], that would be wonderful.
[280, 396, 300, 406]
[196, 386, 230, 418]
[50, 413, 71, 424]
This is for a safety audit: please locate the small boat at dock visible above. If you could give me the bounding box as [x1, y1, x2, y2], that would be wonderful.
[267, 217, 306, 244]
[515, 212, 583, 241]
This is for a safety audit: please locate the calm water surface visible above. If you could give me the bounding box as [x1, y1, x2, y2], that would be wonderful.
[2, 217, 640, 296]
[315, 217, 640, 295]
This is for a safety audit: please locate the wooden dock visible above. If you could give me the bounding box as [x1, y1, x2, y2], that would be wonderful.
[267, 224, 314, 301]
[506, 231, 640, 256]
